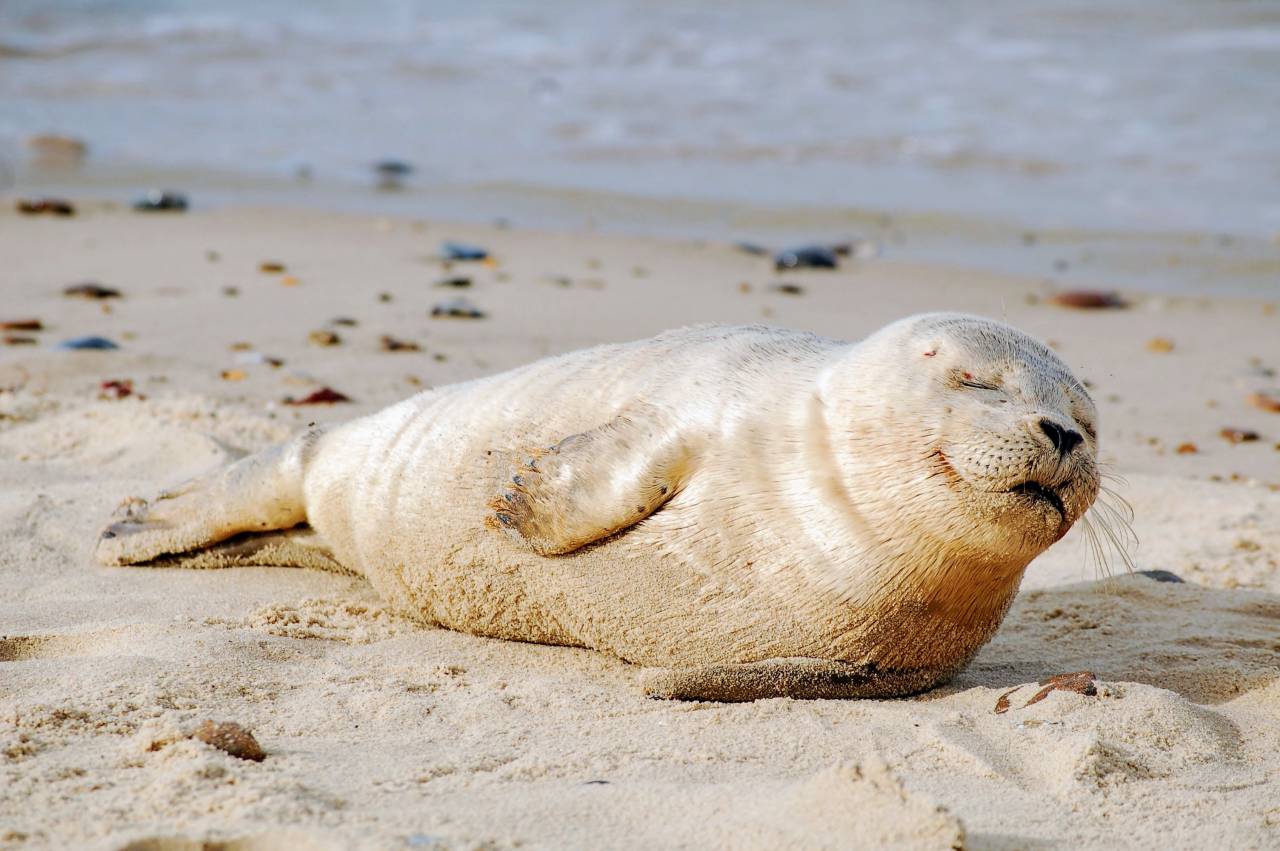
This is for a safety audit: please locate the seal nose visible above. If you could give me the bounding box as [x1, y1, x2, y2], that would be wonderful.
[1039, 418, 1083, 456]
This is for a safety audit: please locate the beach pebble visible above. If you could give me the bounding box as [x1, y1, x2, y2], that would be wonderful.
[133, 190, 188, 212]
[995, 670, 1097, 714]
[222, 286, 239, 297]
[431, 297, 487, 319]
[771, 283, 806, 296]
[378, 292, 394, 303]
[1145, 337, 1174, 353]
[308, 330, 341, 347]
[374, 160, 414, 189]
[380, 335, 421, 352]
[221, 369, 247, 381]
[441, 241, 489, 262]
[98, 379, 134, 400]
[1220, 427, 1260, 444]
[330, 317, 359, 327]
[1247, 391, 1280, 413]
[3, 336, 38, 346]
[435, 277, 473, 289]
[1135, 570, 1185, 584]
[63, 282, 121, 300]
[285, 387, 352, 405]
[25, 134, 88, 163]
[16, 197, 75, 216]
[190, 720, 265, 762]
[1048, 290, 1127, 309]
[0, 319, 43, 331]
[56, 336, 118, 350]
[1175, 442, 1198, 454]
[259, 261, 286, 274]
[774, 245, 839, 271]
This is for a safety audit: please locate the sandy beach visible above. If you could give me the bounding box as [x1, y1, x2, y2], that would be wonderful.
[1, 202, 1278, 849]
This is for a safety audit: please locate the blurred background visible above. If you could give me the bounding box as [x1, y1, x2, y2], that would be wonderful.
[3, 0, 1279, 295]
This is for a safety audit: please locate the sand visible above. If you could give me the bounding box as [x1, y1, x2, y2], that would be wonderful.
[2, 203, 1279, 850]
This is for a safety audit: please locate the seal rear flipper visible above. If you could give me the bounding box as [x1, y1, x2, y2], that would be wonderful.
[641, 658, 942, 702]
[96, 431, 319, 566]
[486, 406, 698, 555]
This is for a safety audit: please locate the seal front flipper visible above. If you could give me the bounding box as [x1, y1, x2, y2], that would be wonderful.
[641, 658, 941, 702]
[487, 407, 698, 555]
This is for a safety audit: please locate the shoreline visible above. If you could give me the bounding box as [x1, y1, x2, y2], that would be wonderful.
[9, 166, 1280, 300]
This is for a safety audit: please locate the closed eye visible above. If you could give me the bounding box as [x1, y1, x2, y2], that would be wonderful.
[955, 371, 999, 391]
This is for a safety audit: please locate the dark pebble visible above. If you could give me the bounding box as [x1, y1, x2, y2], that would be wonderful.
[16, 197, 75, 216]
[734, 242, 770, 257]
[380, 335, 421, 352]
[0, 319, 43, 331]
[431, 297, 487, 319]
[3, 336, 37, 346]
[374, 160, 414, 177]
[774, 245, 838, 271]
[133, 190, 188, 212]
[1136, 569, 1184, 584]
[285, 387, 352, 405]
[441, 241, 489, 262]
[1048, 290, 1127, 309]
[56, 336, 118, 350]
[771, 283, 805, 296]
[330, 317, 359, 327]
[63, 282, 121, 300]
[434, 277, 473, 289]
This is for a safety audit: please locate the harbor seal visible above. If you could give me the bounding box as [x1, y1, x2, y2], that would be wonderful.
[97, 313, 1101, 701]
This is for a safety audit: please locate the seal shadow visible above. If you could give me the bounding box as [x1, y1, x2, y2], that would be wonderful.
[938, 574, 1280, 705]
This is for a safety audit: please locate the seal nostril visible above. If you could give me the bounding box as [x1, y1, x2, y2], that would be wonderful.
[1039, 419, 1083, 455]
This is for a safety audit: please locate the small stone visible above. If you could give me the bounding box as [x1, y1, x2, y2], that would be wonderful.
[63, 282, 120, 300]
[99, 379, 134, 400]
[16, 197, 75, 216]
[1048, 290, 1127, 309]
[0, 319, 42, 331]
[190, 720, 265, 762]
[434, 277, 472, 289]
[1247, 391, 1280, 413]
[56, 336, 118, 350]
[3, 335, 38, 346]
[1145, 337, 1174, 353]
[284, 387, 352, 405]
[280, 275, 300, 287]
[380, 335, 420, 352]
[308, 330, 341, 347]
[222, 286, 239, 297]
[259, 261, 286, 274]
[774, 245, 838, 271]
[378, 292, 394, 303]
[431, 297, 487, 319]
[771, 283, 805, 296]
[1136, 570, 1184, 583]
[133, 190, 188, 212]
[221, 369, 247, 381]
[1220, 427, 1260, 444]
[441, 241, 488, 262]
[735, 242, 770, 256]
[1175, 442, 1198, 454]
[330, 317, 359, 327]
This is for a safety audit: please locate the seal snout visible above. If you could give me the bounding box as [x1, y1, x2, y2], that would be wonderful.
[1037, 418, 1083, 457]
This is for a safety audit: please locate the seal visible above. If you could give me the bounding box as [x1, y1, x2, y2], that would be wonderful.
[97, 313, 1101, 701]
